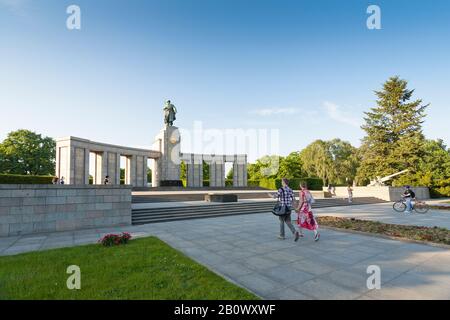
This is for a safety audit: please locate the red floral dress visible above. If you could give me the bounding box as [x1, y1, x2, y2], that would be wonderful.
[296, 190, 318, 231]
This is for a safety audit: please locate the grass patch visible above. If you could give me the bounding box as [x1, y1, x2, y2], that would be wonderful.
[317, 216, 450, 245]
[0, 236, 257, 300]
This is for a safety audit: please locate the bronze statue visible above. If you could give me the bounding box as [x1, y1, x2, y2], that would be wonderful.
[163, 100, 177, 126]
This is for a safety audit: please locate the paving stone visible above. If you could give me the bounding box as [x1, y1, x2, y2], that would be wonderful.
[291, 278, 361, 300]
[386, 273, 450, 299]
[365, 284, 434, 300]
[262, 264, 315, 286]
[290, 259, 336, 276]
[235, 273, 285, 296]
[265, 287, 314, 300]
[213, 262, 254, 278]
[241, 255, 283, 271]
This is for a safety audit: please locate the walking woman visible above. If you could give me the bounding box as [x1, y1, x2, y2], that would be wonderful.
[295, 183, 320, 241]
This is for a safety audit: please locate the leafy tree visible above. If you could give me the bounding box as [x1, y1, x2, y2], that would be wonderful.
[247, 155, 283, 180]
[180, 161, 186, 180]
[0, 129, 56, 175]
[395, 139, 450, 187]
[278, 152, 303, 179]
[356, 76, 428, 185]
[226, 168, 233, 180]
[300, 139, 358, 185]
[202, 161, 209, 180]
[328, 139, 359, 185]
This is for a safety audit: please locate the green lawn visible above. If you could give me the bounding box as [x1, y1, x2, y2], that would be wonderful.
[0, 236, 257, 300]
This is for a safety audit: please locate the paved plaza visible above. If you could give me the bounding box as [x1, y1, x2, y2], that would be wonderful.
[1, 204, 449, 300]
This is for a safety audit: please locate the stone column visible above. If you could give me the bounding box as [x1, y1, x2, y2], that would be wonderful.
[126, 155, 137, 186]
[151, 158, 161, 187]
[72, 147, 89, 185]
[135, 155, 145, 187]
[208, 155, 225, 188]
[115, 153, 121, 185]
[233, 155, 247, 187]
[94, 151, 108, 184]
[186, 154, 203, 187]
[56, 145, 70, 182]
[143, 156, 148, 187]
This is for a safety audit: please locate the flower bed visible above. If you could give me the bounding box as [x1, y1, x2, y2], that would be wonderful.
[99, 232, 132, 246]
[317, 216, 450, 245]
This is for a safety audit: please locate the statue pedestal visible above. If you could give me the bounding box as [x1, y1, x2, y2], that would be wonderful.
[152, 126, 181, 187]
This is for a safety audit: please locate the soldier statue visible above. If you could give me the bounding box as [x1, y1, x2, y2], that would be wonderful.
[163, 100, 177, 126]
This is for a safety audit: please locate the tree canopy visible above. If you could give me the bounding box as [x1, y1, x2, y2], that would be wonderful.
[0, 129, 56, 175]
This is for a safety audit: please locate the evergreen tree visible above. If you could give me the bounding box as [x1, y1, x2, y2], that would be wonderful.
[356, 76, 428, 185]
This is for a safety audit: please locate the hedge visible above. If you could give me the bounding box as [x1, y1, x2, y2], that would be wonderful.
[247, 180, 260, 187]
[259, 177, 323, 190]
[430, 186, 450, 198]
[0, 174, 54, 184]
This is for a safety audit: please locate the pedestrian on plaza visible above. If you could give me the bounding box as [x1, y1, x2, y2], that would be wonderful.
[269, 178, 300, 241]
[104, 175, 110, 185]
[295, 183, 320, 241]
[347, 184, 353, 203]
[52, 176, 59, 184]
[60, 176, 65, 185]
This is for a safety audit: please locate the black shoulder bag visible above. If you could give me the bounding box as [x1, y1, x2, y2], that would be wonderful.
[271, 188, 290, 216]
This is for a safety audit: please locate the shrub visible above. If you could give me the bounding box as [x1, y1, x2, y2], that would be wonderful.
[258, 177, 323, 190]
[99, 233, 132, 247]
[429, 178, 450, 198]
[0, 174, 54, 184]
[247, 179, 260, 187]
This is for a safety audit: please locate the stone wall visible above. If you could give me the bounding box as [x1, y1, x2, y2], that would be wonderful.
[322, 186, 430, 201]
[0, 184, 132, 237]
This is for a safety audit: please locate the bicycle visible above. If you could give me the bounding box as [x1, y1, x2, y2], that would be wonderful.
[392, 198, 429, 214]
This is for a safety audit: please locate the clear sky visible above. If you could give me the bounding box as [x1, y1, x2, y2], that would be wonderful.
[1, 0, 449, 162]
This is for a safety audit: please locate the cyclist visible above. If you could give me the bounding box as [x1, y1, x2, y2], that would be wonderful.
[402, 185, 416, 214]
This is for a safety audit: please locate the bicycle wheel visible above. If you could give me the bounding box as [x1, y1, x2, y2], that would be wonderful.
[393, 201, 406, 212]
[414, 203, 429, 214]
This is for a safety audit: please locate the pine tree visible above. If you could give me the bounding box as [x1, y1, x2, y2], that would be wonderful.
[356, 76, 428, 185]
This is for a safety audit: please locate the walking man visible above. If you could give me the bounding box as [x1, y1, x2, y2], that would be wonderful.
[270, 178, 300, 241]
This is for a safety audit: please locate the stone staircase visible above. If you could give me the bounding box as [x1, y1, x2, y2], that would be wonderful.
[131, 197, 385, 225]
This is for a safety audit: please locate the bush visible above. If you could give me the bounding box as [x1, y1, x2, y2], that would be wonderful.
[247, 179, 260, 187]
[0, 174, 54, 184]
[99, 233, 132, 247]
[430, 186, 450, 198]
[429, 178, 450, 198]
[259, 177, 323, 190]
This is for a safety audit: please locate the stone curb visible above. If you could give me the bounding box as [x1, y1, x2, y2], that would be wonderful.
[320, 225, 450, 250]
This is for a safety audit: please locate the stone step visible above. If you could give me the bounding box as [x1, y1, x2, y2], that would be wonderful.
[131, 197, 386, 225]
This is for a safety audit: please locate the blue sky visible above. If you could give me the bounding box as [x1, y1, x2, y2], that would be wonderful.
[1, 0, 449, 162]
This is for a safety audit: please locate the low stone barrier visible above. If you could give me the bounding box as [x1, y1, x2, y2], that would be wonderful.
[205, 193, 238, 202]
[0, 184, 132, 237]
